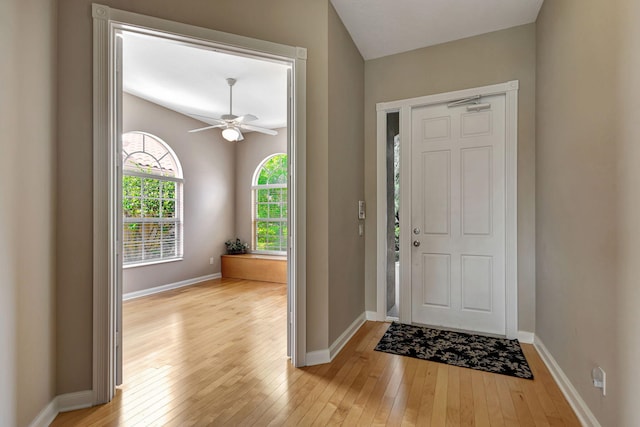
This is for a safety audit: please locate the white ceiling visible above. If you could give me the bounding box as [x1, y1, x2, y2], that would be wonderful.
[330, 0, 544, 60]
[122, 32, 290, 130]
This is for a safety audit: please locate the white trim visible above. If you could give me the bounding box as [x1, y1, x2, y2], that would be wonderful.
[399, 106, 412, 325]
[376, 81, 519, 112]
[93, 3, 308, 404]
[290, 39, 307, 368]
[28, 398, 57, 427]
[534, 336, 601, 427]
[92, 3, 115, 405]
[375, 81, 519, 338]
[504, 83, 519, 339]
[305, 349, 331, 366]
[122, 273, 221, 300]
[329, 313, 366, 360]
[28, 391, 93, 427]
[517, 331, 535, 344]
[366, 310, 380, 321]
[57, 390, 94, 412]
[375, 109, 388, 323]
[306, 313, 367, 366]
[123, 256, 183, 269]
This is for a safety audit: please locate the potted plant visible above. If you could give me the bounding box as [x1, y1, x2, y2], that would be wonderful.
[225, 238, 249, 255]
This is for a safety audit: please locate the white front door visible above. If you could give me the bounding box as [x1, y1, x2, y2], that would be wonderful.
[410, 94, 506, 335]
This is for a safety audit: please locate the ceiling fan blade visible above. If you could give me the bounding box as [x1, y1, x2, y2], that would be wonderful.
[189, 113, 227, 125]
[235, 114, 258, 123]
[188, 124, 225, 133]
[239, 123, 278, 136]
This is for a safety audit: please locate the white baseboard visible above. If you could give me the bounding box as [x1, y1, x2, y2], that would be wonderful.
[534, 336, 601, 427]
[306, 312, 367, 366]
[57, 390, 93, 412]
[123, 273, 221, 300]
[29, 390, 93, 427]
[517, 331, 535, 344]
[365, 311, 379, 321]
[28, 398, 57, 427]
[329, 312, 366, 360]
[305, 349, 331, 366]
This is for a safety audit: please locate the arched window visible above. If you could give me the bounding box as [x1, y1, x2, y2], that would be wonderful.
[252, 153, 287, 253]
[122, 132, 183, 265]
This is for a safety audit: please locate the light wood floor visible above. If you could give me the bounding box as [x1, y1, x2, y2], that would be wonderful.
[52, 278, 580, 426]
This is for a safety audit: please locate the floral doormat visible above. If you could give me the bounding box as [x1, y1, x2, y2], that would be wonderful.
[374, 322, 533, 379]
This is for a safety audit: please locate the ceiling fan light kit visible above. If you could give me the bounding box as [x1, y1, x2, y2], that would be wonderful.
[188, 78, 278, 142]
[222, 127, 242, 142]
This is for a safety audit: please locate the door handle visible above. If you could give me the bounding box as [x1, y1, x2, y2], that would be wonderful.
[413, 240, 421, 247]
[413, 228, 420, 235]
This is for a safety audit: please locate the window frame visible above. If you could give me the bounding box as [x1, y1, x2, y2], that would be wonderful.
[121, 132, 184, 268]
[252, 153, 288, 255]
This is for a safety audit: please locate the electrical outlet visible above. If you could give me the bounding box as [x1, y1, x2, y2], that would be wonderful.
[209, 257, 214, 265]
[592, 367, 606, 396]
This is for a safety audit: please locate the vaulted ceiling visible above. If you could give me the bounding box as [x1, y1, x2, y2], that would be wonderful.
[331, 0, 543, 60]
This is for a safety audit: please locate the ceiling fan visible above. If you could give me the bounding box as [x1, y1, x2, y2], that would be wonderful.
[188, 78, 278, 142]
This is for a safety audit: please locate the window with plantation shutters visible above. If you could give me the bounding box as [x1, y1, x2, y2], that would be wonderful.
[252, 153, 287, 254]
[122, 132, 183, 266]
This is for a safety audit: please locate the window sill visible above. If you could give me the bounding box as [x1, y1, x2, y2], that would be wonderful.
[123, 257, 183, 269]
[252, 250, 287, 256]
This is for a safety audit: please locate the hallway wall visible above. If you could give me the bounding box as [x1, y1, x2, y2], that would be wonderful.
[0, 0, 58, 425]
[536, 0, 640, 425]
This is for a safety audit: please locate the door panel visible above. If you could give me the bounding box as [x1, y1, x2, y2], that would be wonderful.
[420, 254, 451, 307]
[461, 255, 493, 312]
[421, 150, 451, 235]
[422, 116, 451, 140]
[411, 94, 506, 335]
[461, 111, 492, 137]
[461, 146, 492, 236]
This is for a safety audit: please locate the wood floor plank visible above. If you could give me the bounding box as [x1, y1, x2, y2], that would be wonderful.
[400, 355, 429, 426]
[341, 325, 392, 425]
[385, 357, 419, 426]
[415, 362, 440, 425]
[459, 367, 475, 426]
[430, 364, 449, 426]
[50, 278, 581, 427]
[483, 372, 506, 427]
[355, 356, 401, 426]
[471, 370, 491, 427]
[445, 365, 461, 426]
[495, 374, 520, 426]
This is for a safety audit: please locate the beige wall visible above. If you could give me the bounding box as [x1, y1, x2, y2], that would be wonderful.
[57, 0, 333, 392]
[235, 129, 287, 247]
[536, 1, 640, 425]
[327, 5, 366, 343]
[363, 24, 537, 332]
[0, 0, 57, 425]
[0, 3, 19, 424]
[122, 94, 235, 294]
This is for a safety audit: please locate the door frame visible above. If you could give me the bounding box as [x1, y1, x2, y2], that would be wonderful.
[375, 80, 518, 338]
[92, 4, 307, 404]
